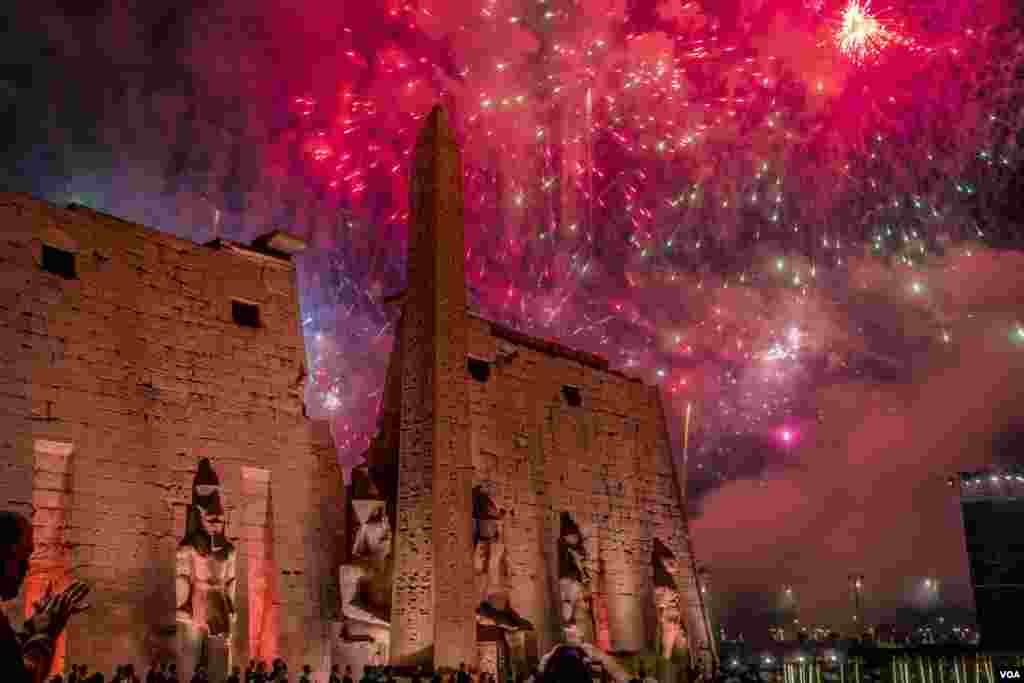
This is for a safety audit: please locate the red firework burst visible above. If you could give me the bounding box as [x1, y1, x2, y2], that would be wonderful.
[836, 0, 892, 63]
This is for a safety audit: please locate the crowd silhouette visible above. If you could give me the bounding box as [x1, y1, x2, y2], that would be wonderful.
[43, 659, 330, 683]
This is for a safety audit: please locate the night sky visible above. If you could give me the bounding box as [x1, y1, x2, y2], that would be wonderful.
[3, 0, 1023, 641]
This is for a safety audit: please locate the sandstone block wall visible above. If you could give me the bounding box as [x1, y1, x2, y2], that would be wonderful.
[464, 314, 710, 661]
[0, 194, 343, 674]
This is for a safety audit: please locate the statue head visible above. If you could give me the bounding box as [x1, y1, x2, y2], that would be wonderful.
[351, 466, 391, 562]
[653, 538, 679, 589]
[182, 458, 232, 555]
[194, 458, 226, 534]
[559, 512, 583, 551]
[558, 512, 588, 584]
[473, 486, 505, 545]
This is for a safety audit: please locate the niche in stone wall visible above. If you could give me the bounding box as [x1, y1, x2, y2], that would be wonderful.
[242, 467, 278, 661]
[36, 225, 79, 278]
[41, 245, 77, 279]
[561, 385, 582, 407]
[232, 300, 262, 328]
[27, 439, 74, 672]
[467, 357, 491, 383]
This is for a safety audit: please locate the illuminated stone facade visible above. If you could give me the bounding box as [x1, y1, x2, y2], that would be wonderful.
[345, 107, 715, 680]
[0, 194, 344, 675]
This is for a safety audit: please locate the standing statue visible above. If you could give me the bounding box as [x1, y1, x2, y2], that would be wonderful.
[558, 513, 591, 642]
[652, 539, 686, 659]
[338, 464, 393, 661]
[473, 487, 532, 631]
[177, 458, 237, 679]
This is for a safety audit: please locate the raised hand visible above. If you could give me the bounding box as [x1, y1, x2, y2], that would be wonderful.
[57, 580, 91, 620]
[24, 582, 57, 635]
[25, 580, 91, 638]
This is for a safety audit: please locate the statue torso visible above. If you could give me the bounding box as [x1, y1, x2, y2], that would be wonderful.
[181, 542, 236, 635]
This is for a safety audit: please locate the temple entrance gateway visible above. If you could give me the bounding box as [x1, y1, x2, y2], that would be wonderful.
[328, 105, 714, 681]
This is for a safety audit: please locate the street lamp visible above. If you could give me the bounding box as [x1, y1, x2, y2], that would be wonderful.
[922, 577, 940, 643]
[849, 574, 864, 632]
[780, 586, 796, 637]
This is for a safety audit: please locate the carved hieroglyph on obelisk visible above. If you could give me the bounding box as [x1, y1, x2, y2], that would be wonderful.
[391, 106, 477, 669]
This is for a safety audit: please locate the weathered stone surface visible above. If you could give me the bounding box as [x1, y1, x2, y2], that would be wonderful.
[0, 193, 342, 676]
[392, 106, 476, 670]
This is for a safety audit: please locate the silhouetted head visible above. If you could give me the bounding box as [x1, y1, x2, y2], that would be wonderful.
[542, 647, 590, 683]
[0, 511, 32, 601]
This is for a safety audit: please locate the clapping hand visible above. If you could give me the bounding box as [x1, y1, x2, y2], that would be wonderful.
[25, 580, 91, 638]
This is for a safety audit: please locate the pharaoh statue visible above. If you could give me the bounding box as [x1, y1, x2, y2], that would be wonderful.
[176, 458, 237, 680]
[652, 539, 686, 659]
[338, 464, 393, 662]
[558, 512, 592, 643]
[473, 486, 533, 631]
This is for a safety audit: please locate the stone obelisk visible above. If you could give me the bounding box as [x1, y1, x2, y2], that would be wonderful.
[390, 106, 477, 670]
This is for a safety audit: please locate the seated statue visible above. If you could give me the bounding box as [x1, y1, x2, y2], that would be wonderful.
[339, 465, 393, 646]
[558, 513, 591, 642]
[176, 458, 237, 677]
[652, 539, 687, 659]
[473, 487, 532, 631]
